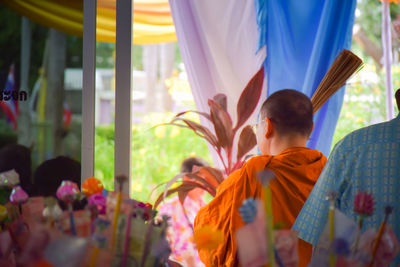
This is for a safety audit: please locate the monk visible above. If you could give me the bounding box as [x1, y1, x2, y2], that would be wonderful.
[194, 89, 327, 267]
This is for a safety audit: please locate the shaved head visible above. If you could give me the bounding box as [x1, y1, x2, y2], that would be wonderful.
[260, 89, 313, 137]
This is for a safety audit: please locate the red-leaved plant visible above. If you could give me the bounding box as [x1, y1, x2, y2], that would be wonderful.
[154, 66, 265, 208]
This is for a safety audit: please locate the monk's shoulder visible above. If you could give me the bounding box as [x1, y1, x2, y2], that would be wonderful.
[243, 155, 273, 179]
[245, 154, 273, 168]
[217, 169, 241, 194]
[217, 155, 272, 193]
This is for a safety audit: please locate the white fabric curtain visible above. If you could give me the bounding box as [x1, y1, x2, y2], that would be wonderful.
[169, 0, 266, 168]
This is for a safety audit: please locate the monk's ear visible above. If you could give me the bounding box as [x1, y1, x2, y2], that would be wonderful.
[265, 117, 274, 138]
[305, 123, 314, 139]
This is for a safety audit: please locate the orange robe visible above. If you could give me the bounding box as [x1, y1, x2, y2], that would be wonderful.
[194, 147, 327, 267]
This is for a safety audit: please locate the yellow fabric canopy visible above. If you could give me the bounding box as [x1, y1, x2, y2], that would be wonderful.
[0, 0, 176, 44]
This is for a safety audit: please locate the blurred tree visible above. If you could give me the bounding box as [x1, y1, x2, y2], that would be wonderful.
[0, 7, 85, 159]
[0, 7, 47, 91]
[96, 42, 114, 68]
[94, 42, 144, 70]
[67, 35, 83, 68]
[160, 43, 175, 111]
[133, 45, 144, 70]
[354, 0, 400, 66]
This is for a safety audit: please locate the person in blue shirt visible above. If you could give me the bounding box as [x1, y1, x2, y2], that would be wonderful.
[293, 89, 400, 266]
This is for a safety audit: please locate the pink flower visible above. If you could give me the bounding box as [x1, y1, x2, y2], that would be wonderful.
[9, 186, 29, 205]
[56, 180, 80, 202]
[88, 193, 106, 214]
[354, 192, 374, 217]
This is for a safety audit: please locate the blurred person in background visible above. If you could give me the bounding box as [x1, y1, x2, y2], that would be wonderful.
[158, 157, 214, 267]
[0, 144, 33, 195]
[33, 156, 85, 210]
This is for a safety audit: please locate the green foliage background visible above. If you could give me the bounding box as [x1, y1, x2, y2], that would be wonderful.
[95, 113, 212, 202]
[332, 64, 400, 146]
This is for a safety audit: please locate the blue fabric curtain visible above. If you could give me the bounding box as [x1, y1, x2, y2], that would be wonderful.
[255, 0, 357, 156]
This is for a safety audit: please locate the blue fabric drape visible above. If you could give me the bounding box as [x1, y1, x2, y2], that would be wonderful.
[255, 0, 357, 156]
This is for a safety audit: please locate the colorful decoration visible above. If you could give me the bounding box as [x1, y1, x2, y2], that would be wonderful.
[0, 169, 20, 187]
[18, 228, 50, 265]
[43, 197, 63, 223]
[88, 218, 111, 267]
[333, 238, 350, 256]
[9, 186, 28, 205]
[0, 179, 172, 267]
[369, 206, 394, 266]
[88, 194, 106, 215]
[354, 192, 375, 218]
[236, 203, 268, 267]
[134, 202, 154, 221]
[0, 177, 396, 266]
[9, 186, 29, 216]
[56, 180, 80, 202]
[274, 230, 298, 267]
[112, 175, 127, 248]
[92, 218, 111, 249]
[309, 192, 400, 266]
[193, 225, 224, 251]
[326, 191, 338, 267]
[82, 178, 104, 197]
[121, 213, 133, 267]
[43, 236, 90, 266]
[57, 181, 80, 235]
[353, 191, 375, 255]
[150, 238, 171, 264]
[239, 198, 257, 224]
[257, 170, 276, 267]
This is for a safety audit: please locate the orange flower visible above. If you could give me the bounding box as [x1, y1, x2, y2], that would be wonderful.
[193, 225, 224, 251]
[380, 0, 399, 3]
[82, 177, 104, 197]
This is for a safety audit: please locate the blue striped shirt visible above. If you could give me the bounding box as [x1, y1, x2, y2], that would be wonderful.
[293, 115, 400, 265]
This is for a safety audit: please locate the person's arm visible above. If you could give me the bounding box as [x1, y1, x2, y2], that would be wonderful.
[194, 156, 269, 266]
[193, 170, 241, 266]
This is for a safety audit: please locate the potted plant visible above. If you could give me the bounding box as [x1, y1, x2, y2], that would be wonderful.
[154, 66, 265, 208]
